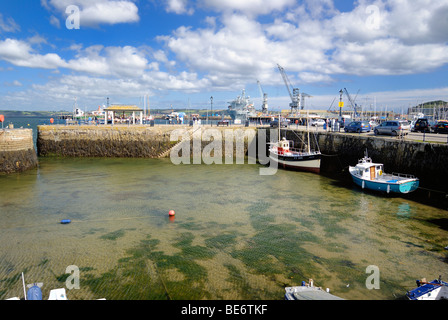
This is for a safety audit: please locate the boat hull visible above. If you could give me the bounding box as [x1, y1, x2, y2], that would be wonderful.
[269, 154, 321, 174]
[350, 171, 419, 194]
[406, 279, 448, 300]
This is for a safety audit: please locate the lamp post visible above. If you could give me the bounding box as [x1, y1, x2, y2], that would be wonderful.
[339, 89, 343, 119]
[210, 96, 213, 126]
[338, 89, 344, 131]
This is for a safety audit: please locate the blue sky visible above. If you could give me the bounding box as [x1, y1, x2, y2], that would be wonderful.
[0, 0, 447, 112]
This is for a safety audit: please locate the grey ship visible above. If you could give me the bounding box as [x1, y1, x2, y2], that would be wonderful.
[227, 90, 256, 122]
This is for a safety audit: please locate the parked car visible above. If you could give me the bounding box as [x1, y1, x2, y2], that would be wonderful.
[398, 120, 411, 131]
[311, 119, 326, 127]
[369, 120, 379, 128]
[412, 118, 431, 133]
[270, 119, 288, 128]
[374, 120, 410, 136]
[432, 120, 448, 134]
[344, 121, 371, 133]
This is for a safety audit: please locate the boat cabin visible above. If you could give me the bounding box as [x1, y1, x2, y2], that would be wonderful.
[276, 137, 290, 155]
[352, 159, 384, 181]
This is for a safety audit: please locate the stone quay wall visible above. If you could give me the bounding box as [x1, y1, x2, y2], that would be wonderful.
[0, 128, 38, 173]
[37, 125, 256, 159]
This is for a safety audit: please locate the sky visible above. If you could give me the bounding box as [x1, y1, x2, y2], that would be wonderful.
[0, 0, 447, 113]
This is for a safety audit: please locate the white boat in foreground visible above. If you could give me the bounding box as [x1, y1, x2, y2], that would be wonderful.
[406, 277, 448, 300]
[285, 279, 344, 300]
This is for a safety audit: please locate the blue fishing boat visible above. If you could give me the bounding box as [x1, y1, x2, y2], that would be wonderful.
[406, 277, 448, 300]
[349, 151, 419, 194]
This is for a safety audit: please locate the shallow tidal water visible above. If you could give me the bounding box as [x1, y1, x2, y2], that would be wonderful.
[0, 156, 447, 300]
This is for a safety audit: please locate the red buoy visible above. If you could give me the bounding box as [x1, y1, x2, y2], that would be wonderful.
[0, 115, 4, 123]
[168, 210, 175, 217]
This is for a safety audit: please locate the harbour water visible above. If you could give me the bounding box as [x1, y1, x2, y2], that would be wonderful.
[0, 153, 447, 300]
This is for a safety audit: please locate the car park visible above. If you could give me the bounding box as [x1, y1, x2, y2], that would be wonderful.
[374, 120, 410, 136]
[344, 121, 371, 133]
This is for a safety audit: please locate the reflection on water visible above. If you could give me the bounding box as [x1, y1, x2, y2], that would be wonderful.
[0, 157, 447, 300]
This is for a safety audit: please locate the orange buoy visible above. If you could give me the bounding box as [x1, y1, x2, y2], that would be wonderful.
[0, 115, 4, 123]
[50, 118, 54, 124]
[168, 210, 175, 217]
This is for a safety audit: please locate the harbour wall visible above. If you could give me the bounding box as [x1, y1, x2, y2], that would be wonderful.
[37, 125, 447, 196]
[37, 125, 255, 159]
[0, 128, 38, 174]
[37, 125, 177, 158]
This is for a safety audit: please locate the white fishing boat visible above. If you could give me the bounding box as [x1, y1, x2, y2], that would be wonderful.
[269, 116, 321, 173]
[349, 150, 419, 194]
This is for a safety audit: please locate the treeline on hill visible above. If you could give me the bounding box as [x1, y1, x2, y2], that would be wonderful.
[0, 110, 68, 118]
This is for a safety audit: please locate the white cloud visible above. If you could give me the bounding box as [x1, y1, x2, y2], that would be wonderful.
[201, 0, 296, 16]
[0, 13, 20, 33]
[43, 0, 140, 27]
[0, 38, 67, 69]
[165, 0, 194, 15]
[49, 15, 61, 28]
[157, 0, 448, 88]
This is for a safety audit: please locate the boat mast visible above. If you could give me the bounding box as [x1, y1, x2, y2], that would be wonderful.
[307, 111, 310, 152]
[278, 113, 281, 142]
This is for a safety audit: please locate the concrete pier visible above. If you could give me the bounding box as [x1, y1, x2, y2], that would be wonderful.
[0, 128, 38, 174]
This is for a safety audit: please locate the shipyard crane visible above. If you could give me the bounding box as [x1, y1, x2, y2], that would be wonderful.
[301, 92, 312, 110]
[277, 64, 301, 112]
[343, 88, 361, 118]
[257, 80, 268, 113]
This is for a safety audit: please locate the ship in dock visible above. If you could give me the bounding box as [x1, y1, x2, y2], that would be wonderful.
[227, 90, 257, 123]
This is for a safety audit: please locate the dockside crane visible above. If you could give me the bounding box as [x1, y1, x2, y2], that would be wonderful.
[257, 80, 268, 113]
[277, 64, 301, 113]
[343, 88, 361, 118]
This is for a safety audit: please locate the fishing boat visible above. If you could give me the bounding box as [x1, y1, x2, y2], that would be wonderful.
[269, 116, 321, 173]
[285, 279, 344, 300]
[349, 151, 419, 194]
[406, 277, 448, 300]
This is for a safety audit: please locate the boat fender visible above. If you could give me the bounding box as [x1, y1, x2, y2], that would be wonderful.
[27, 285, 43, 300]
[60, 219, 71, 224]
[379, 170, 382, 176]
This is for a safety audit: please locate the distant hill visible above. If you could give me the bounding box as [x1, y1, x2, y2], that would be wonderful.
[417, 100, 447, 108]
[0, 110, 70, 118]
